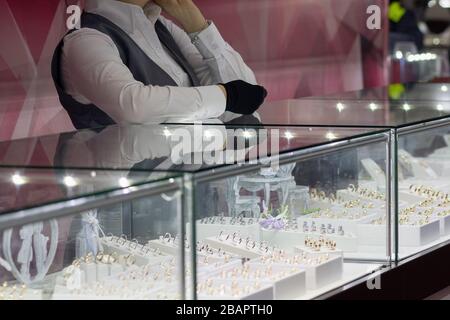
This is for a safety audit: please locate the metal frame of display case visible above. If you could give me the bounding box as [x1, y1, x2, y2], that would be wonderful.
[2, 117, 449, 299]
[393, 117, 450, 262]
[0, 174, 188, 299]
[0, 125, 394, 301]
[181, 129, 393, 300]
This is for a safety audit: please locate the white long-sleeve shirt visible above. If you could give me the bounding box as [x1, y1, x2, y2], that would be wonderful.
[61, 0, 257, 124]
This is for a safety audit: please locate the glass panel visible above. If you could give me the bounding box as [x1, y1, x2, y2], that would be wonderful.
[306, 83, 450, 102]
[397, 125, 450, 260]
[0, 124, 383, 172]
[191, 128, 390, 300]
[0, 169, 185, 300]
[257, 98, 450, 128]
[0, 167, 177, 215]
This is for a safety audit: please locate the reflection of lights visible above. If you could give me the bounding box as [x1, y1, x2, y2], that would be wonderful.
[437, 104, 444, 111]
[11, 174, 27, 186]
[242, 130, 254, 139]
[169, 178, 175, 184]
[119, 177, 131, 188]
[336, 103, 345, 112]
[395, 51, 403, 60]
[325, 132, 337, 140]
[284, 131, 294, 140]
[63, 176, 78, 187]
[441, 85, 448, 92]
[433, 38, 441, 45]
[203, 130, 213, 139]
[163, 127, 172, 137]
[440, 0, 450, 8]
[406, 52, 437, 62]
[429, 0, 436, 7]
[402, 103, 411, 111]
[90, 171, 97, 178]
[369, 103, 378, 111]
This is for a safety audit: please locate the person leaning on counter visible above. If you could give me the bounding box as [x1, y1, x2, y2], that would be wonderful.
[52, 0, 267, 129]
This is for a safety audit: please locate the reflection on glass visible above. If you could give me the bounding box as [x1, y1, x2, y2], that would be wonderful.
[0, 164, 183, 300]
[397, 126, 450, 260]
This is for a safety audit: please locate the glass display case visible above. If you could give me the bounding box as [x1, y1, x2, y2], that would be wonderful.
[305, 83, 450, 103]
[0, 166, 185, 300]
[0, 124, 392, 299]
[211, 83, 450, 262]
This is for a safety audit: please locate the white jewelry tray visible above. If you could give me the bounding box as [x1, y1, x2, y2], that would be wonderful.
[422, 158, 450, 176]
[242, 263, 306, 300]
[101, 239, 169, 266]
[187, 218, 261, 242]
[439, 213, 450, 236]
[297, 210, 380, 235]
[197, 278, 274, 300]
[260, 229, 357, 252]
[203, 237, 264, 259]
[399, 179, 450, 191]
[336, 189, 386, 203]
[426, 210, 450, 236]
[250, 255, 343, 291]
[294, 245, 343, 257]
[357, 219, 440, 247]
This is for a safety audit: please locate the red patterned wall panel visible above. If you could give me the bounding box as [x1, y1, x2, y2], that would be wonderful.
[0, 0, 388, 142]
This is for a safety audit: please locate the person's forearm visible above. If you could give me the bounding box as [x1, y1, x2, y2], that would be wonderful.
[154, 0, 208, 33]
[176, 3, 208, 33]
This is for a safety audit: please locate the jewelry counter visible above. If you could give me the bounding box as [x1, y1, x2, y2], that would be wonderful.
[0, 167, 186, 300]
[177, 125, 392, 300]
[0, 124, 392, 300]
[204, 82, 450, 262]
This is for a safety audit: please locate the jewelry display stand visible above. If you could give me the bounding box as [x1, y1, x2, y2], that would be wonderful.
[398, 149, 438, 179]
[203, 236, 266, 259]
[190, 217, 261, 242]
[444, 134, 450, 146]
[295, 245, 343, 258]
[197, 278, 274, 300]
[288, 186, 310, 216]
[438, 212, 450, 236]
[260, 229, 358, 252]
[358, 219, 440, 246]
[252, 254, 343, 290]
[360, 159, 386, 188]
[423, 146, 450, 176]
[205, 262, 307, 300]
[101, 237, 169, 266]
[336, 190, 385, 204]
[247, 264, 306, 299]
[297, 210, 380, 235]
[0, 284, 42, 300]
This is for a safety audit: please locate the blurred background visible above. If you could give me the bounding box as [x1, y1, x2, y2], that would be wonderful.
[0, 0, 449, 142]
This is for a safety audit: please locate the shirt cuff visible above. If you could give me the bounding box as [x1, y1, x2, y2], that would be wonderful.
[196, 85, 226, 119]
[189, 22, 227, 60]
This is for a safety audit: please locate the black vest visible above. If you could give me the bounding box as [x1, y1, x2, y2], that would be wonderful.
[51, 12, 199, 129]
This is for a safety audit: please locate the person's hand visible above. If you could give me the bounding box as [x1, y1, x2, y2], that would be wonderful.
[153, 0, 208, 33]
[221, 80, 268, 115]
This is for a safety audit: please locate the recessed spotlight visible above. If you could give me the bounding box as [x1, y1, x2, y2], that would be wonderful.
[63, 176, 78, 187]
[326, 132, 337, 140]
[119, 177, 131, 188]
[11, 174, 26, 186]
[284, 131, 294, 139]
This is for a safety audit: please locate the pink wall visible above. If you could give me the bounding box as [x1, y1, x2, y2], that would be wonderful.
[0, 0, 389, 142]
